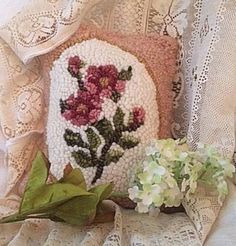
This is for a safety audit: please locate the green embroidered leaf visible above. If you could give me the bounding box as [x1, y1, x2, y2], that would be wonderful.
[64, 129, 87, 148]
[111, 91, 121, 103]
[105, 150, 124, 166]
[118, 135, 140, 149]
[20, 151, 50, 213]
[113, 107, 125, 130]
[60, 165, 87, 190]
[86, 128, 101, 151]
[72, 150, 94, 168]
[118, 66, 133, 81]
[55, 194, 98, 225]
[89, 183, 114, 202]
[60, 99, 69, 114]
[93, 118, 114, 142]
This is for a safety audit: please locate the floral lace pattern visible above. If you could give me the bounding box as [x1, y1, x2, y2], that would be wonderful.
[0, 199, 201, 245]
[0, 37, 45, 195]
[183, 0, 236, 242]
[188, 0, 236, 160]
[185, 0, 227, 148]
[0, 0, 102, 63]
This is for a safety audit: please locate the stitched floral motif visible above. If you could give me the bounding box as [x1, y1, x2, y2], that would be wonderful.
[61, 56, 145, 184]
[47, 39, 159, 191]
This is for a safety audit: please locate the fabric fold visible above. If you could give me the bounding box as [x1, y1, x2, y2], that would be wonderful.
[0, 0, 104, 64]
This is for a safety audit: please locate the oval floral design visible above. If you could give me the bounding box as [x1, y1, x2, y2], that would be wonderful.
[61, 55, 145, 183]
[48, 39, 159, 191]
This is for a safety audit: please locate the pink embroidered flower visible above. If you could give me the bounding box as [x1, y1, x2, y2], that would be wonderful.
[62, 90, 102, 126]
[115, 80, 126, 93]
[100, 89, 113, 98]
[89, 109, 101, 124]
[128, 106, 145, 130]
[68, 56, 82, 77]
[85, 82, 98, 95]
[85, 65, 118, 98]
[62, 110, 76, 121]
[132, 107, 145, 125]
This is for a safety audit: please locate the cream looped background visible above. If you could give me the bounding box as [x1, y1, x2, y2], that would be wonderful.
[0, 0, 236, 245]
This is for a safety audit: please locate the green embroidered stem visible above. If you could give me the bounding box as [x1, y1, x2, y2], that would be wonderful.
[92, 130, 123, 184]
[91, 121, 142, 184]
[65, 115, 143, 185]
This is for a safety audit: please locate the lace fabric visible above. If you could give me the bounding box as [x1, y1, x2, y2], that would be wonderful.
[188, 0, 236, 159]
[0, 0, 102, 64]
[0, 37, 45, 196]
[186, 0, 227, 149]
[204, 182, 236, 246]
[0, 199, 202, 246]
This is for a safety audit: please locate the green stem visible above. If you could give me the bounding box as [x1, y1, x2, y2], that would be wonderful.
[26, 214, 54, 220]
[92, 130, 123, 184]
[110, 192, 129, 198]
[0, 211, 55, 224]
[92, 119, 142, 184]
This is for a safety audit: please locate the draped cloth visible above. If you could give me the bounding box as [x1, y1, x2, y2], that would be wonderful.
[0, 1, 236, 245]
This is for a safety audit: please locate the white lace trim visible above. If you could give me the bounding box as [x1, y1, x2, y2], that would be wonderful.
[187, 0, 227, 148]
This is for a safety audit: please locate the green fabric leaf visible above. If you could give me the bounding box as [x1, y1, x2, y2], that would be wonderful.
[86, 128, 101, 151]
[72, 150, 94, 168]
[0, 212, 29, 224]
[105, 150, 123, 166]
[118, 66, 133, 81]
[0, 183, 92, 224]
[89, 183, 114, 202]
[55, 194, 98, 225]
[113, 107, 125, 130]
[0, 151, 116, 226]
[60, 167, 87, 190]
[0, 211, 64, 224]
[93, 118, 114, 142]
[23, 183, 91, 214]
[64, 129, 87, 148]
[118, 135, 140, 149]
[20, 151, 49, 213]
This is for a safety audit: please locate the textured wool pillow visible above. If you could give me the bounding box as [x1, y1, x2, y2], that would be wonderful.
[41, 25, 178, 192]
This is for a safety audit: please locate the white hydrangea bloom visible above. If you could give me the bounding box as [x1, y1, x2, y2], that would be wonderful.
[128, 138, 235, 214]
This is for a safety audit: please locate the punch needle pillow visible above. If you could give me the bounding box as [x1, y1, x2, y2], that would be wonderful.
[42, 25, 178, 192]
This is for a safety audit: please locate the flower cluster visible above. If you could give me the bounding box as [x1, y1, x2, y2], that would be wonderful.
[67, 56, 84, 78]
[128, 138, 235, 213]
[128, 107, 146, 130]
[61, 91, 102, 126]
[85, 65, 123, 98]
[61, 56, 133, 127]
